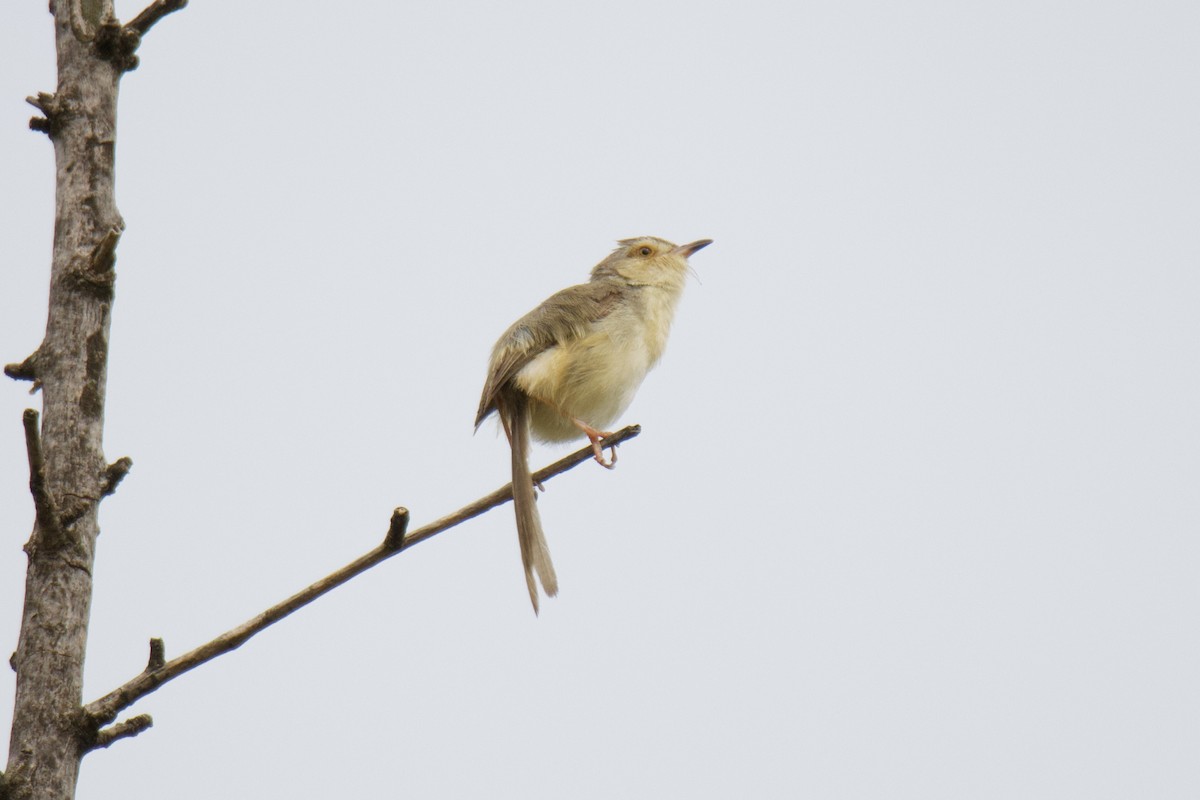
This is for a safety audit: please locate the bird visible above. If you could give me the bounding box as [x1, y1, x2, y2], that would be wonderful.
[475, 236, 712, 613]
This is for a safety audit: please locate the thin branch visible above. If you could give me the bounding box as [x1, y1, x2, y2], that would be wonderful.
[88, 714, 153, 751]
[126, 0, 188, 36]
[100, 457, 133, 497]
[22, 409, 64, 546]
[83, 425, 641, 723]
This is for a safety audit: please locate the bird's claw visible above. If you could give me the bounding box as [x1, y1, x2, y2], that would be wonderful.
[575, 419, 618, 469]
[588, 433, 618, 469]
[591, 441, 618, 469]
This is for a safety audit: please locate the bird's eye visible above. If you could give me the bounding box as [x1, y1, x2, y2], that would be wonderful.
[638, 247, 653, 256]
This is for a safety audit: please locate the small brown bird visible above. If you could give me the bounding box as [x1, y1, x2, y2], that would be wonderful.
[475, 236, 712, 613]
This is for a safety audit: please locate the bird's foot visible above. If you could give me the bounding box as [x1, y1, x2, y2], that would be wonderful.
[575, 420, 617, 469]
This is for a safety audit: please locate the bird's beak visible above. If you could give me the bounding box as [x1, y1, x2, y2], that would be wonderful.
[673, 239, 713, 258]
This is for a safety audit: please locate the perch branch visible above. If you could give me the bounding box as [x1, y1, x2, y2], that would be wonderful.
[83, 425, 640, 724]
[403, 425, 640, 550]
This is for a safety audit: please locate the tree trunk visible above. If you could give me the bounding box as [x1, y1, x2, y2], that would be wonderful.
[4, 2, 123, 798]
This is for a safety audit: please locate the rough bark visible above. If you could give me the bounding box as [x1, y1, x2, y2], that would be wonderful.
[4, 2, 124, 798]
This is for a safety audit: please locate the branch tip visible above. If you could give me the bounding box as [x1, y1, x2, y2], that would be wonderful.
[384, 507, 410, 550]
[405, 424, 644, 551]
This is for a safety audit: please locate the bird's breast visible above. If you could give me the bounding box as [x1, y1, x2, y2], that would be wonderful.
[516, 286, 682, 440]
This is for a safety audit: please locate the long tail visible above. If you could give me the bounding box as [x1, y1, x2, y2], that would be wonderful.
[504, 391, 558, 614]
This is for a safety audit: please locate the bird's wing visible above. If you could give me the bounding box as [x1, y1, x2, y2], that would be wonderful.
[475, 280, 625, 429]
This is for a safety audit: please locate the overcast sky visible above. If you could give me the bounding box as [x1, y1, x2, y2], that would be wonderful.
[3, 1, 1198, 798]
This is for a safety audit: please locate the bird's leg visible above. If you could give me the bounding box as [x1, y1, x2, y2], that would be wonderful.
[573, 419, 617, 469]
[524, 391, 620, 469]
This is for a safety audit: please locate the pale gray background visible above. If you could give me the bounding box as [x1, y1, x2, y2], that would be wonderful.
[3, 1, 1198, 798]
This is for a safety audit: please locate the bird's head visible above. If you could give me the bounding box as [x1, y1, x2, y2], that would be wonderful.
[590, 236, 712, 286]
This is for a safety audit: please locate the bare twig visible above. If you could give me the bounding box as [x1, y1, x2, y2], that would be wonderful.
[22, 409, 64, 547]
[25, 94, 51, 113]
[145, 638, 165, 672]
[126, 0, 188, 36]
[83, 425, 641, 724]
[383, 507, 410, 551]
[100, 457, 133, 497]
[88, 715, 153, 751]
